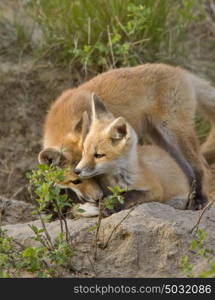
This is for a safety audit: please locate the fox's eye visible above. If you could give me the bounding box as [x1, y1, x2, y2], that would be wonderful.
[69, 179, 82, 185]
[94, 153, 106, 158]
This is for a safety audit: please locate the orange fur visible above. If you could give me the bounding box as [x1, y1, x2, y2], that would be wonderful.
[39, 63, 215, 208]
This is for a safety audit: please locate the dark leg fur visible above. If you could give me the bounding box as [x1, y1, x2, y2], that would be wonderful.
[186, 168, 208, 210]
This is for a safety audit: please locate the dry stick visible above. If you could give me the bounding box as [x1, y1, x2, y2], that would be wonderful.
[55, 202, 73, 246]
[28, 223, 50, 250]
[107, 25, 116, 68]
[114, 16, 130, 37]
[94, 199, 103, 261]
[6, 169, 15, 194]
[190, 199, 215, 234]
[86, 253, 97, 277]
[87, 17, 91, 45]
[39, 214, 54, 250]
[12, 238, 25, 250]
[53, 199, 64, 234]
[52, 199, 74, 252]
[10, 186, 27, 200]
[61, 213, 73, 247]
[102, 206, 135, 250]
[0, 200, 7, 226]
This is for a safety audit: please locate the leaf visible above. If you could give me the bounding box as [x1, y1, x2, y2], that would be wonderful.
[29, 225, 39, 234]
[190, 239, 198, 250]
[88, 224, 98, 232]
[38, 164, 49, 171]
[77, 208, 85, 213]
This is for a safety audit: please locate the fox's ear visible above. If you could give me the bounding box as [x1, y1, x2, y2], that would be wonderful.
[80, 111, 90, 146]
[106, 117, 128, 140]
[74, 110, 89, 133]
[38, 148, 67, 167]
[73, 110, 87, 133]
[91, 93, 112, 121]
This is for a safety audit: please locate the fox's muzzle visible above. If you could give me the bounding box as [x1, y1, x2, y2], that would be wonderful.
[74, 166, 97, 178]
[74, 168, 81, 175]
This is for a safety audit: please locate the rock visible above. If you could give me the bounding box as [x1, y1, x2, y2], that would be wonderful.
[3, 202, 215, 277]
[0, 196, 37, 225]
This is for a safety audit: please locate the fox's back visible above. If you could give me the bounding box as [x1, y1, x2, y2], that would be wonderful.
[43, 63, 196, 158]
[77, 63, 195, 135]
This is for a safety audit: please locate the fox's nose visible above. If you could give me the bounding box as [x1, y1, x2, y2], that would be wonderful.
[74, 168, 81, 175]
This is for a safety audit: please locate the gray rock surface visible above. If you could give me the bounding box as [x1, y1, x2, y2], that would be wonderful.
[3, 202, 215, 277]
[0, 196, 37, 225]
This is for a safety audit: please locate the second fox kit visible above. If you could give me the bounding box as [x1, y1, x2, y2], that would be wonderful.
[76, 100, 210, 210]
[40, 64, 215, 209]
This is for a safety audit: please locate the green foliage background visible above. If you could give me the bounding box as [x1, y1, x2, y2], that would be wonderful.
[24, 0, 205, 71]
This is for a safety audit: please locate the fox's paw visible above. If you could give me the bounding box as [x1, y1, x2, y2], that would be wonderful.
[187, 194, 208, 210]
[71, 203, 99, 218]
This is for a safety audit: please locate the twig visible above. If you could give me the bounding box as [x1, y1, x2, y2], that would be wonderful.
[0, 200, 8, 226]
[12, 238, 26, 250]
[102, 207, 135, 250]
[107, 25, 116, 68]
[87, 17, 91, 45]
[6, 169, 15, 194]
[94, 199, 103, 261]
[86, 253, 97, 277]
[114, 16, 130, 37]
[39, 214, 54, 250]
[10, 185, 26, 199]
[54, 200, 73, 246]
[190, 199, 214, 234]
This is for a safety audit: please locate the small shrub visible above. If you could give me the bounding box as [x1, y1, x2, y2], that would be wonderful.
[181, 229, 215, 278]
[104, 186, 125, 211]
[0, 164, 75, 278]
[27, 163, 72, 213]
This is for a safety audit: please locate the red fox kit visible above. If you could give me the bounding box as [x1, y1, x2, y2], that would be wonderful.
[71, 140, 194, 218]
[75, 101, 210, 209]
[38, 147, 103, 203]
[39, 63, 215, 209]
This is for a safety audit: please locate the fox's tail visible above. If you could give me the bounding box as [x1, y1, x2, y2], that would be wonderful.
[190, 73, 215, 164]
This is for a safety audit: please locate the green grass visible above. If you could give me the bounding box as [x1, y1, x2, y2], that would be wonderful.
[23, 0, 205, 72]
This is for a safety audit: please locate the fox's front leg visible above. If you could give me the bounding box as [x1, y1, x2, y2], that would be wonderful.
[71, 202, 99, 218]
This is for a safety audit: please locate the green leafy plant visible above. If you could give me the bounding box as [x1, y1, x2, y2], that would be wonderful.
[181, 229, 215, 278]
[93, 185, 126, 259]
[104, 186, 125, 211]
[27, 163, 75, 246]
[27, 164, 71, 212]
[0, 227, 73, 278]
[0, 164, 75, 278]
[0, 165, 77, 277]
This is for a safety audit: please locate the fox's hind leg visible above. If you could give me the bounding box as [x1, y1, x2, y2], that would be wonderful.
[142, 117, 208, 210]
[174, 127, 209, 210]
[201, 121, 215, 164]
